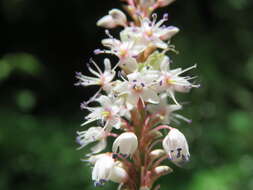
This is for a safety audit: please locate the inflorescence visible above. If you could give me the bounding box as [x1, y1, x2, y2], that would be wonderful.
[75, 0, 199, 189]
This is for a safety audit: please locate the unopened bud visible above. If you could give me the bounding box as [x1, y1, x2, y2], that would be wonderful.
[157, 0, 176, 7]
[149, 130, 163, 139]
[97, 15, 117, 28]
[109, 161, 128, 183]
[109, 9, 127, 26]
[140, 186, 150, 190]
[160, 26, 180, 40]
[149, 149, 166, 159]
[154, 165, 173, 175]
[112, 132, 138, 157]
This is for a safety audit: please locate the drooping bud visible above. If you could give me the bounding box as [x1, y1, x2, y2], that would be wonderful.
[109, 161, 128, 183]
[97, 15, 117, 28]
[109, 9, 127, 26]
[112, 132, 138, 157]
[92, 154, 115, 186]
[149, 149, 166, 160]
[149, 130, 163, 139]
[160, 26, 180, 41]
[162, 128, 190, 167]
[154, 165, 173, 175]
[140, 0, 156, 8]
[157, 0, 176, 7]
[140, 186, 150, 190]
[97, 9, 127, 28]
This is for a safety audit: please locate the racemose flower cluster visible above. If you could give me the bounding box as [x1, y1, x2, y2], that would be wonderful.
[75, 0, 199, 189]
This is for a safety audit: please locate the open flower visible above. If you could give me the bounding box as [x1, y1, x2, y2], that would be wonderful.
[81, 95, 122, 131]
[156, 56, 200, 105]
[76, 58, 115, 93]
[123, 14, 179, 49]
[76, 127, 107, 154]
[115, 71, 159, 109]
[112, 132, 138, 157]
[147, 93, 191, 124]
[162, 127, 190, 167]
[97, 37, 145, 72]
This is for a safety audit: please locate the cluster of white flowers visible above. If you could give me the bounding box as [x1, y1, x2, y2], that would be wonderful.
[76, 0, 199, 189]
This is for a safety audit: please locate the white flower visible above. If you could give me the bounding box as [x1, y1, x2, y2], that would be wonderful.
[92, 154, 115, 186]
[76, 58, 115, 92]
[91, 154, 127, 186]
[162, 128, 190, 167]
[81, 95, 122, 131]
[97, 9, 127, 28]
[156, 56, 199, 105]
[115, 71, 159, 109]
[112, 132, 138, 157]
[123, 14, 179, 49]
[76, 127, 107, 154]
[147, 93, 191, 124]
[97, 37, 145, 72]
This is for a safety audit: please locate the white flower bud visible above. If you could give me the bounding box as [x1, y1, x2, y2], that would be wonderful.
[149, 149, 166, 160]
[109, 9, 127, 26]
[112, 132, 138, 157]
[97, 15, 117, 28]
[154, 165, 173, 175]
[140, 0, 156, 8]
[162, 128, 190, 167]
[97, 9, 127, 28]
[160, 26, 180, 41]
[109, 161, 128, 183]
[157, 0, 176, 7]
[92, 154, 115, 186]
[140, 186, 150, 190]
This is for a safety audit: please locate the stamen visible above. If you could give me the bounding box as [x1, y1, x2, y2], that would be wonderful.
[176, 64, 197, 76]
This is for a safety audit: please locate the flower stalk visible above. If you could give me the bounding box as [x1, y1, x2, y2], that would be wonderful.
[75, 0, 199, 189]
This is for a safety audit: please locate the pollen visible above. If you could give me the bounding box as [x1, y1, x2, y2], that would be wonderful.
[165, 77, 175, 85]
[102, 111, 111, 118]
[133, 84, 143, 92]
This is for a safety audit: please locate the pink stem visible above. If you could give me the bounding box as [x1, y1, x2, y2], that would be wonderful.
[107, 133, 118, 138]
[153, 125, 172, 131]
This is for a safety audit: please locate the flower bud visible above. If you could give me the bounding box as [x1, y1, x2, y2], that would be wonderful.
[154, 165, 173, 175]
[162, 128, 190, 167]
[140, 0, 156, 8]
[92, 154, 115, 186]
[97, 15, 117, 28]
[160, 26, 180, 41]
[149, 130, 163, 139]
[109, 161, 128, 183]
[157, 0, 176, 7]
[112, 132, 138, 157]
[140, 186, 150, 190]
[109, 9, 127, 26]
[149, 149, 166, 160]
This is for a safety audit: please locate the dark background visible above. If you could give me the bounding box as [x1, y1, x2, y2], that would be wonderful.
[1, 0, 253, 190]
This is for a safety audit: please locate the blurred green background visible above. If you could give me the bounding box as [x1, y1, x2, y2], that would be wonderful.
[0, 0, 253, 190]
